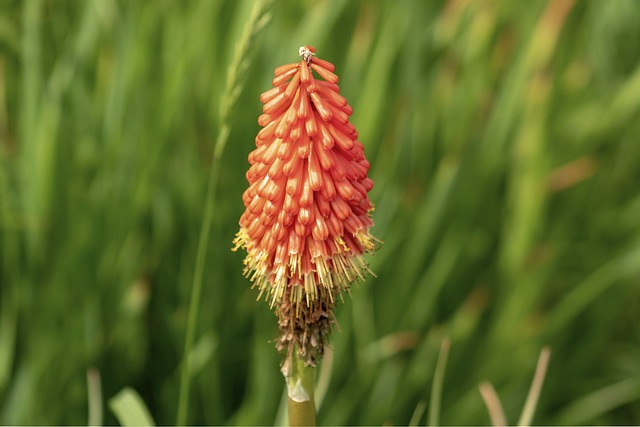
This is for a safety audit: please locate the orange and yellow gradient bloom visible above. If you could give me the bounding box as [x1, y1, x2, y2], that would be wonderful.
[233, 46, 379, 370]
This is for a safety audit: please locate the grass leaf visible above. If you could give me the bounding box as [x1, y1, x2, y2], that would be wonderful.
[109, 387, 155, 427]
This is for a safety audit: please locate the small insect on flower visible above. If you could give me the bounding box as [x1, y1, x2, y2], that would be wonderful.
[233, 45, 379, 373]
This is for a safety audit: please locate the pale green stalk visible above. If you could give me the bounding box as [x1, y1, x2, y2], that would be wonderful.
[408, 401, 427, 427]
[479, 382, 507, 427]
[428, 338, 450, 426]
[86, 369, 103, 426]
[286, 355, 316, 427]
[517, 347, 551, 426]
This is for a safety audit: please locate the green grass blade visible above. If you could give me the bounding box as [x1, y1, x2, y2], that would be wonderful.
[556, 378, 640, 424]
[517, 347, 551, 426]
[175, 1, 273, 425]
[409, 400, 427, 427]
[109, 387, 155, 427]
[428, 338, 451, 426]
[479, 382, 507, 427]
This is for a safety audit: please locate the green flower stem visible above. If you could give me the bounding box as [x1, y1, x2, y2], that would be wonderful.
[286, 355, 316, 426]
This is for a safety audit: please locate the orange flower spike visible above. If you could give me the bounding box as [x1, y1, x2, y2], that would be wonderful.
[315, 193, 332, 218]
[289, 120, 303, 142]
[316, 117, 334, 149]
[329, 123, 355, 151]
[311, 206, 329, 241]
[298, 205, 314, 226]
[260, 84, 287, 104]
[274, 62, 299, 77]
[297, 89, 311, 118]
[299, 61, 312, 84]
[233, 45, 379, 370]
[327, 103, 350, 124]
[316, 83, 347, 108]
[272, 66, 299, 86]
[304, 113, 318, 136]
[313, 139, 335, 170]
[310, 56, 335, 72]
[286, 162, 304, 195]
[319, 170, 337, 201]
[282, 152, 300, 177]
[309, 92, 333, 121]
[263, 92, 287, 115]
[316, 79, 341, 93]
[299, 169, 314, 206]
[310, 63, 339, 84]
[296, 133, 312, 158]
[283, 193, 298, 215]
[307, 152, 324, 191]
[256, 119, 278, 142]
[284, 73, 301, 100]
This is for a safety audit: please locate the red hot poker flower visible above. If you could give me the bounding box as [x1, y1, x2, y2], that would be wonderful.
[233, 46, 379, 370]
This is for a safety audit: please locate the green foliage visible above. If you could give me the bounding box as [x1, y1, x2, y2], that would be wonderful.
[1, 0, 640, 425]
[110, 387, 155, 427]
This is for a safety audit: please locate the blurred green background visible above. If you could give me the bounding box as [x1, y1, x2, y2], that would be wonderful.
[1, 0, 640, 425]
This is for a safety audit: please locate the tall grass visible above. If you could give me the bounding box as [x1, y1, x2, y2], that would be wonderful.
[176, 0, 272, 424]
[1, 0, 640, 425]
